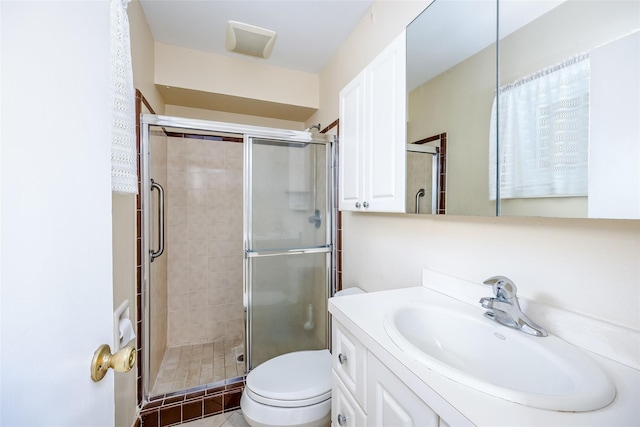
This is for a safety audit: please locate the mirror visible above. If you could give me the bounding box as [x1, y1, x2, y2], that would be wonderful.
[407, 0, 640, 219]
[407, 0, 498, 216]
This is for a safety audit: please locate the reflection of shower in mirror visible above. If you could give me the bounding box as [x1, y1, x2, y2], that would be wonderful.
[406, 133, 446, 215]
[415, 188, 426, 214]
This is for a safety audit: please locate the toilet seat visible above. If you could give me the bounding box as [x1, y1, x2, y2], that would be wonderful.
[245, 349, 331, 408]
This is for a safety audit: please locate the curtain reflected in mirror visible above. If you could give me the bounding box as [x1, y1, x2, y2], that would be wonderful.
[497, 1, 639, 219]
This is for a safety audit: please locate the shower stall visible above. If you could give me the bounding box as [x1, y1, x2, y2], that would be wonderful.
[140, 115, 334, 399]
[406, 133, 446, 215]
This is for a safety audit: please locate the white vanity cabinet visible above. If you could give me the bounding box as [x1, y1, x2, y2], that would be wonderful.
[332, 318, 367, 408]
[332, 320, 447, 427]
[367, 353, 440, 426]
[332, 371, 367, 427]
[330, 284, 639, 427]
[339, 31, 406, 213]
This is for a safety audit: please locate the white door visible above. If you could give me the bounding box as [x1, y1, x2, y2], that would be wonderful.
[1, 2, 115, 425]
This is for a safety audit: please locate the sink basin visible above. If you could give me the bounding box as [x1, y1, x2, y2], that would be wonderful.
[384, 301, 616, 412]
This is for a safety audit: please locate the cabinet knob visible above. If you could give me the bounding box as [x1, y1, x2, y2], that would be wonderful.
[338, 353, 348, 364]
[337, 414, 347, 426]
[355, 202, 361, 208]
[363, 201, 369, 208]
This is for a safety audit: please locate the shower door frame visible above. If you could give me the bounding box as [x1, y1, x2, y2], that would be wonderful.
[244, 135, 335, 370]
[140, 114, 335, 400]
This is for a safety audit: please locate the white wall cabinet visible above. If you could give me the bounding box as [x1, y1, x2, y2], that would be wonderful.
[339, 31, 406, 212]
[332, 320, 448, 427]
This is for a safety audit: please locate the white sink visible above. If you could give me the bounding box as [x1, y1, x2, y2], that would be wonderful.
[384, 301, 616, 412]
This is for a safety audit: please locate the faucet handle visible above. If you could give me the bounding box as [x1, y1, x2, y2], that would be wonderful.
[483, 275, 518, 300]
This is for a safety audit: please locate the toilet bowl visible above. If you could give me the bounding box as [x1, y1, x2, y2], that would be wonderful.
[241, 350, 332, 427]
[241, 287, 365, 427]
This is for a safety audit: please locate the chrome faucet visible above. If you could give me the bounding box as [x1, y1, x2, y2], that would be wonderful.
[479, 275, 548, 337]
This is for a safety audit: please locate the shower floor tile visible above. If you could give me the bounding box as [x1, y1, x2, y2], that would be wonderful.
[152, 337, 245, 395]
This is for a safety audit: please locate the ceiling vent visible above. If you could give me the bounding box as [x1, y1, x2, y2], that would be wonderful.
[226, 20, 277, 59]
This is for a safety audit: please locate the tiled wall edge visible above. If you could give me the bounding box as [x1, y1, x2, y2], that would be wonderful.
[137, 380, 245, 427]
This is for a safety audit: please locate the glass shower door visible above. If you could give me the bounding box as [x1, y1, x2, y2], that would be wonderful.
[245, 136, 333, 368]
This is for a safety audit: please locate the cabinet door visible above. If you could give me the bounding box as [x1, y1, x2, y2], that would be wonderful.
[367, 353, 439, 427]
[333, 320, 367, 408]
[339, 31, 407, 213]
[332, 371, 367, 427]
[364, 31, 406, 212]
[339, 71, 366, 211]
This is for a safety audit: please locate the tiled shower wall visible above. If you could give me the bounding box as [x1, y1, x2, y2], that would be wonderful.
[165, 135, 244, 347]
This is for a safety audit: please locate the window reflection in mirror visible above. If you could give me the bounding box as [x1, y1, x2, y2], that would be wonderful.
[497, 0, 639, 219]
[407, 0, 640, 219]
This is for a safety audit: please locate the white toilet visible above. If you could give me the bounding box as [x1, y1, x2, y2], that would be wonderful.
[241, 349, 332, 427]
[241, 287, 364, 427]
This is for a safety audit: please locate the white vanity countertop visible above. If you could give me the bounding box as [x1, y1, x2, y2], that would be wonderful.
[328, 286, 640, 427]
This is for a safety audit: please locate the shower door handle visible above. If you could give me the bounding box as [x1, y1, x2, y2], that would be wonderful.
[245, 246, 332, 258]
[150, 179, 165, 262]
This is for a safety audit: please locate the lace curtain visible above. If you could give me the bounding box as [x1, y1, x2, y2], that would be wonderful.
[110, 0, 137, 194]
[489, 55, 590, 200]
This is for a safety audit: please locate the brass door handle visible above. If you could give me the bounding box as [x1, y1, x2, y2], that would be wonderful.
[90, 344, 136, 382]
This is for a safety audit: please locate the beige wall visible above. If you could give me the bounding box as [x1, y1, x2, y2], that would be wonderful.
[129, 0, 165, 113]
[111, 194, 138, 427]
[308, 1, 430, 130]
[325, 1, 639, 332]
[155, 43, 318, 110]
[165, 105, 305, 130]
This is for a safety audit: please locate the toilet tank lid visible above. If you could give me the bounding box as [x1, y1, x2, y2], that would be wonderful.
[334, 287, 365, 297]
[246, 349, 331, 402]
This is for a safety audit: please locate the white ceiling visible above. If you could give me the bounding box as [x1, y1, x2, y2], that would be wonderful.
[139, 0, 374, 74]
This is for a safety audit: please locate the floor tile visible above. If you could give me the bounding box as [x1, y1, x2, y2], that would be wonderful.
[179, 410, 250, 427]
[152, 339, 245, 395]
